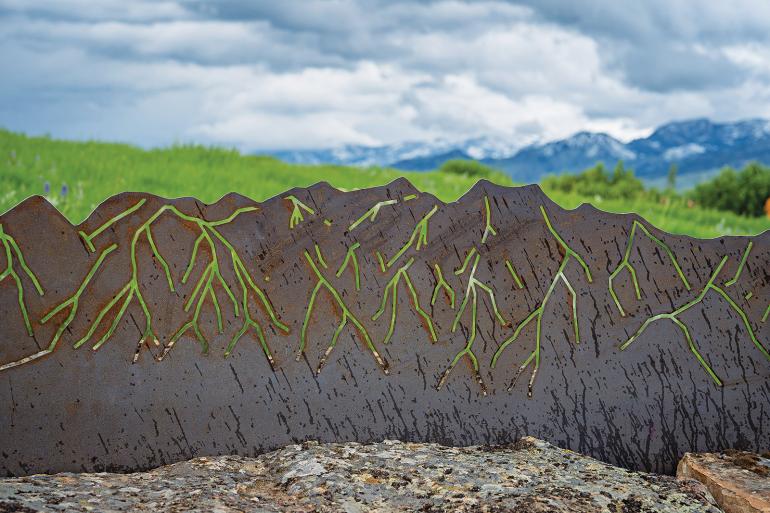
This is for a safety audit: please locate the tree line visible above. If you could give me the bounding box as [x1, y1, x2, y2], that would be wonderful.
[439, 159, 770, 218]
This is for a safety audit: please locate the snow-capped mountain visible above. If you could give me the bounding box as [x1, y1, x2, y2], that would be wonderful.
[269, 136, 522, 168]
[489, 132, 637, 182]
[624, 118, 770, 178]
[272, 141, 441, 168]
[266, 118, 770, 184]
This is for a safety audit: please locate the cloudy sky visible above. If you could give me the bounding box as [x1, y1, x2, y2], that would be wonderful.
[3, 0, 770, 151]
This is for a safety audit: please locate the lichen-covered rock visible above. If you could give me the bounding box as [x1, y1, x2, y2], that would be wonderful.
[0, 438, 719, 512]
[678, 450, 770, 513]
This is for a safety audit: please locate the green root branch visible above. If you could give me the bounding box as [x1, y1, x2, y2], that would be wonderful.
[609, 220, 691, 316]
[505, 260, 524, 289]
[285, 195, 316, 229]
[0, 244, 112, 372]
[481, 195, 497, 244]
[298, 247, 388, 375]
[372, 257, 437, 346]
[619, 255, 770, 387]
[0, 224, 44, 337]
[726, 241, 752, 287]
[146, 206, 288, 364]
[348, 199, 398, 231]
[491, 206, 592, 397]
[437, 247, 508, 395]
[336, 242, 361, 291]
[2, 205, 287, 370]
[79, 198, 146, 252]
[386, 205, 438, 268]
[431, 263, 455, 308]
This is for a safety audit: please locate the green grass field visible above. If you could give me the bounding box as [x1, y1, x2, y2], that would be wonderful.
[1, 129, 768, 238]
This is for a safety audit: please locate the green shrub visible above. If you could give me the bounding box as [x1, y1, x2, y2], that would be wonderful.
[541, 161, 645, 201]
[691, 162, 770, 217]
[439, 159, 496, 178]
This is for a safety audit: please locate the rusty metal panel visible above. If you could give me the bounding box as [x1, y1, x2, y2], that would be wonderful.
[0, 179, 768, 476]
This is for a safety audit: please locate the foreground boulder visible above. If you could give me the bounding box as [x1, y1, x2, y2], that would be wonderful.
[678, 450, 770, 513]
[0, 438, 719, 512]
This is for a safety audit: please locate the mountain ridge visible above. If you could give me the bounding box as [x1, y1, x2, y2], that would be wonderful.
[267, 118, 770, 185]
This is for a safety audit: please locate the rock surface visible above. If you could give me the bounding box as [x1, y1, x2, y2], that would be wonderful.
[678, 450, 770, 513]
[0, 438, 720, 512]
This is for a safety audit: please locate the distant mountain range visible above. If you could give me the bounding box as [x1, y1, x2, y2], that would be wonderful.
[268, 118, 770, 186]
[270, 136, 521, 169]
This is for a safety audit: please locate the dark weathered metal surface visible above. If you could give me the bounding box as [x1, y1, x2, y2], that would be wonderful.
[1, 179, 769, 476]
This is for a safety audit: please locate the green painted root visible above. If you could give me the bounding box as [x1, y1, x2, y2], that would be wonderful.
[298, 249, 388, 375]
[0, 224, 45, 337]
[620, 255, 770, 387]
[490, 206, 591, 397]
[608, 219, 690, 317]
[372, 257, 437, 346]
[285, 195, 316, 229]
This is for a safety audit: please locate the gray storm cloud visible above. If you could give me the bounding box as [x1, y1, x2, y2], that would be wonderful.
[2, 0, 770, 150]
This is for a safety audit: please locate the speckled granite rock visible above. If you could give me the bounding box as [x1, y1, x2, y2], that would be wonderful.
[0, 438, 720, 512]
[678, 450, 770, 513]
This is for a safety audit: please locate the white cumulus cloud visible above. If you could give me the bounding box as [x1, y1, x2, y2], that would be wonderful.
[1, 0, 770, 150]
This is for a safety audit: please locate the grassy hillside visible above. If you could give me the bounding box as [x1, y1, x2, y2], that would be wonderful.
[0, 129, 768, 238]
